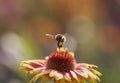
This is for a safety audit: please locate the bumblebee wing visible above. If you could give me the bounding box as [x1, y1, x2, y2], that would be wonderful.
[45, 34, 54, 39]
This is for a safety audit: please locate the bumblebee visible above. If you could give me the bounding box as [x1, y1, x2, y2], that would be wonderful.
[46, 34, 66, 48]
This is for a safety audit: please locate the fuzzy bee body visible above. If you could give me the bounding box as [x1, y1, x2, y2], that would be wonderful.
[46, 34, 66, 48]
[55, 34, 66, 48]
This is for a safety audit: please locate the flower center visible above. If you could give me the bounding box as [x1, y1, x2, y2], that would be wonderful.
[46, 50, 76, 72]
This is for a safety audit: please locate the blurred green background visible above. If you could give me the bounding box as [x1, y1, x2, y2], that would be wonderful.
[0, 0, 120, 83]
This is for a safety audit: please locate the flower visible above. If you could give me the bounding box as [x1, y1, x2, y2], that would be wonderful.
[20, 47, 102, 83]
